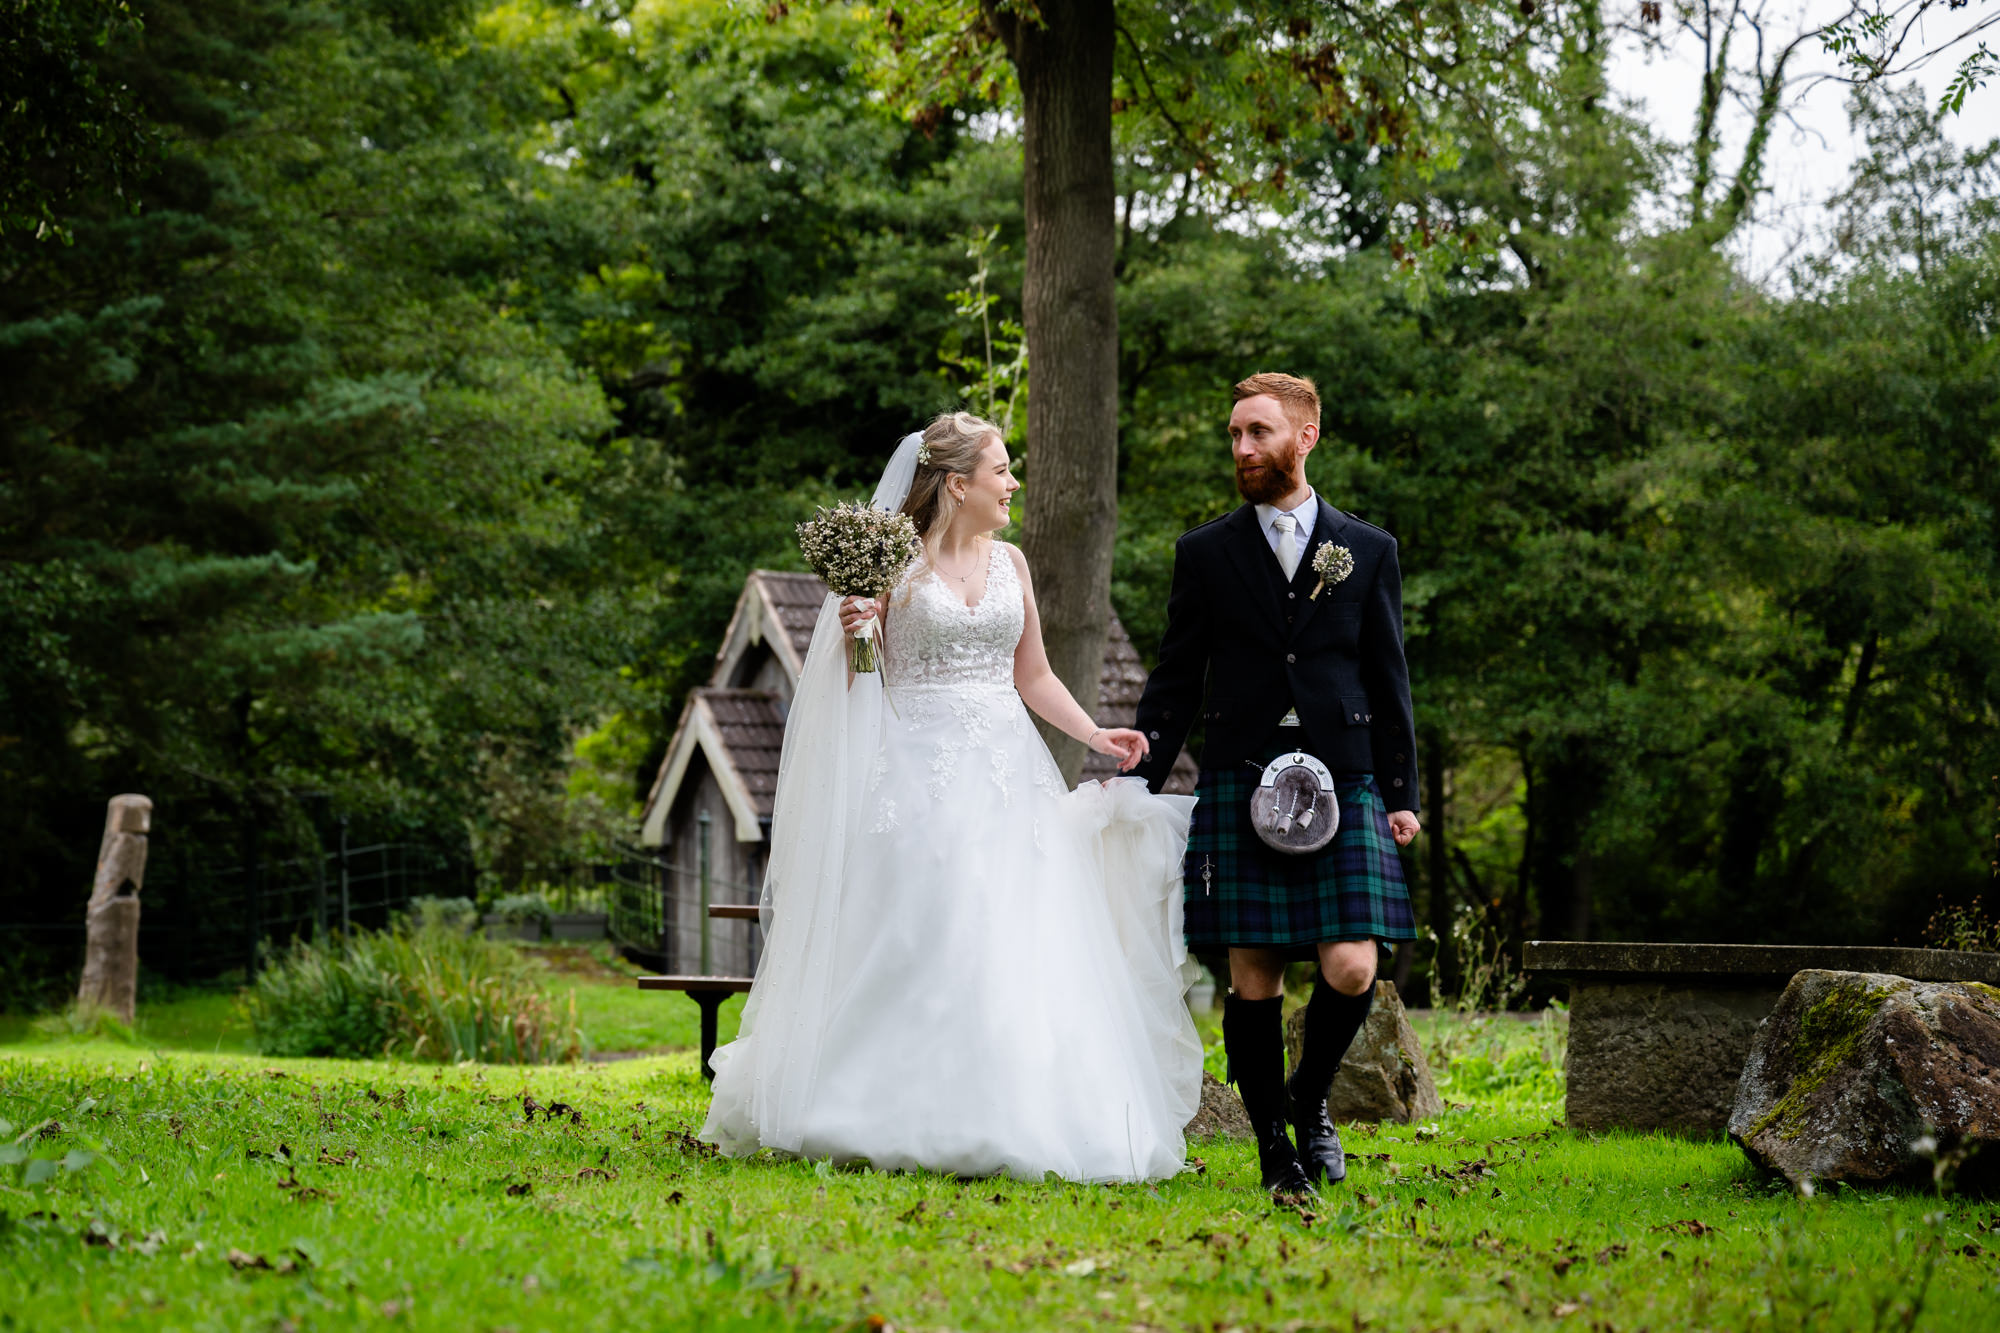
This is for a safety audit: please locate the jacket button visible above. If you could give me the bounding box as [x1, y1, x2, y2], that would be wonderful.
[1288, 591, 1296, 600]
[1393, 778, 1404, 788]
[1163, 710, 1173, 720]
[1396, 753, 1406, 763]
[1365, 713, 1372, 722]
[1286, 653, 1296, 663]
[1351, 712, 1361, 721]
[1149, 730, 1160, 740]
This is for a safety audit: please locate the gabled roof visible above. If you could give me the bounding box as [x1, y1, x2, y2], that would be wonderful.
[638, 689, 786, 846]
[711, 570, 828, 692]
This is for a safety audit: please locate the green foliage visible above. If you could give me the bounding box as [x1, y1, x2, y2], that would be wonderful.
[490, 892, 555, 930]
[245, 924, 584, 1063]
[4, 0, 1998, 996]
[1923, 897, 2000, 953]
[0, 0, 150, 241]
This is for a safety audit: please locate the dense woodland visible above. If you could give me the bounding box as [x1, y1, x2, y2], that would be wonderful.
[4, 0, 1997, 1003]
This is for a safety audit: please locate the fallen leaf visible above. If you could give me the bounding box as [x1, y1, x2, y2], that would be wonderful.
[506, 1182, 532, 1197]
[227, 1248, 271, 1271]
[1063, 1258, 1098, 1277]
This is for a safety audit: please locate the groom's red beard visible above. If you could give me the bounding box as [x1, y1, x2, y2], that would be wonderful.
[1235, 441, 1307, 505]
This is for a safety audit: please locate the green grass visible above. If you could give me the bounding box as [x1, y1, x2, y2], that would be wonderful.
[4, 998, 1997, 1330]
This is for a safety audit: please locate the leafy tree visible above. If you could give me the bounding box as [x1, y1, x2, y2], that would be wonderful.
[866, 0, 1559, 776]
[0, 1, 622, 929]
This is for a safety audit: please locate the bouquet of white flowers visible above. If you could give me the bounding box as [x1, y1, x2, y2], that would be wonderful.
[796, 501, 923, 673]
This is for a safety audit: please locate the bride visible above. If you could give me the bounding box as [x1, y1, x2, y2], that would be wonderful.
[699, 412, 1204, 1182]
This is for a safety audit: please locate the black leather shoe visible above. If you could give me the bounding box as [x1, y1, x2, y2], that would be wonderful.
[1254, 1120, 1317, 1198]
[1286, 1082, 1347, 1186]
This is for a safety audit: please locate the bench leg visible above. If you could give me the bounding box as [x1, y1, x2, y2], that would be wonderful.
[694, 990, 728, 1082]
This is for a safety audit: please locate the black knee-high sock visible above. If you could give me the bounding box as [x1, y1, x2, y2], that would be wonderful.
[1287, 975, 1375, 1102]
[1221, 993, 1287, 1124]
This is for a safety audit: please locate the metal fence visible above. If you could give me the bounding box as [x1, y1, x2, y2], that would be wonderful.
[0, 831, 471, 989]
[604, 844, 763, 977]
[2, 837, 759, 993]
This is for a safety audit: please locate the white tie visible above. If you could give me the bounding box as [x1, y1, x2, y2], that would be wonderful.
[1272, 512, 1300, 580]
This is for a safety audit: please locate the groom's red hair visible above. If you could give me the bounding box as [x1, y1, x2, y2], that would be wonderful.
[1232, 372, 1320, 432]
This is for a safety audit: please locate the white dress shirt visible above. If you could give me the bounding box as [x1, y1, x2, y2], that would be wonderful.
[1255, 488, 1318, 562]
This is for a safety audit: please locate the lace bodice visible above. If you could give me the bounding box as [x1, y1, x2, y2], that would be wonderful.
[882, 541, 1024, 690]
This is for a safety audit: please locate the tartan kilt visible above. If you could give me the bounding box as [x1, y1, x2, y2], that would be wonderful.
[1183, 744, 1416, 956]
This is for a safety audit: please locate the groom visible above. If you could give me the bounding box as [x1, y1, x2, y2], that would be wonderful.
[1133, 372, 1421, 1199]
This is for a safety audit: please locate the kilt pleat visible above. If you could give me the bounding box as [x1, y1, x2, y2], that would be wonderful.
[1183, 745, 1416, 953]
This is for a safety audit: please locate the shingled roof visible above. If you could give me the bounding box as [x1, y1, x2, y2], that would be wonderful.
[749, 571, 826, 669]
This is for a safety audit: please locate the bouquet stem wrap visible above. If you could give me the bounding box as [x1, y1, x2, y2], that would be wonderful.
[850, 615, 883, 674]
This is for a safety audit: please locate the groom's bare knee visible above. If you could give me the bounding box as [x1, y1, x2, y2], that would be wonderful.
[1227, 948, 1286, 1000]
[1318, 940, 1376, 996]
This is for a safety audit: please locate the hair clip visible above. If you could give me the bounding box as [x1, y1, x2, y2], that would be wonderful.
[915, 442, 932, 467]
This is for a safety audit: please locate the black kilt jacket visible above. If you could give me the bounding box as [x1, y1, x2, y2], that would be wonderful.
[1131, 496, 1421, 814]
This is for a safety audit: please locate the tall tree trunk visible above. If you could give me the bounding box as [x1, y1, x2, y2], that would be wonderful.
[987, 0, 1119, 781]
[1424, 731, 1458, 1003]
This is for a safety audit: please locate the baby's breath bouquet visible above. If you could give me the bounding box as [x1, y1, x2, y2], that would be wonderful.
[796, 501, 923, 673]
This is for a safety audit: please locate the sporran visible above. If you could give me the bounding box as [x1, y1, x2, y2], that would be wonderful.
[1248, 750, 1339, 855]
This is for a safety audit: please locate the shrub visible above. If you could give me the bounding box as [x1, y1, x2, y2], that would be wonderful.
[489, 892, 555, 935]
[406, 895, 480, 934]
[246, 925, 584, 1063]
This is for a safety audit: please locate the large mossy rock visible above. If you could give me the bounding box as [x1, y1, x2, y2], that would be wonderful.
[1284, 980, 1443, 1124]
[1728, 969, 2000, 1191]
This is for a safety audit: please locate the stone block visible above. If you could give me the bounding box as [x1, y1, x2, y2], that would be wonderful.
[550, 912, 609, 942]
[1566, 982, 1782, 1133]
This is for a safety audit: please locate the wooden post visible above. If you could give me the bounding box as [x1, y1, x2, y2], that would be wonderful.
[337, 814, 351, 933]
[77, 794, 151, 1023]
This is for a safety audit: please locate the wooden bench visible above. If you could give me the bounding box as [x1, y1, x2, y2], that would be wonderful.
[635, 903, 759, 1080]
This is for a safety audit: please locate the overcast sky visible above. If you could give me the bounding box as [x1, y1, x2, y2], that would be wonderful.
[1601, 0, 2000, 284]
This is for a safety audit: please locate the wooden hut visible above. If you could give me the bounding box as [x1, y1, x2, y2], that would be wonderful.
[636, 570, 1197, 975]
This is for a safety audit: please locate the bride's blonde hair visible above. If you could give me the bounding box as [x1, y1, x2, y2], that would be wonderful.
[900, 411, 1003, 561]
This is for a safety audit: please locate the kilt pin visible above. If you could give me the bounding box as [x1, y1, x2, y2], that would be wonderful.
[1133, 495, 1421, 1196]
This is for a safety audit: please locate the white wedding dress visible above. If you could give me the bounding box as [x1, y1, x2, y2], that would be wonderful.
[700, 538, 1204, 1182]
